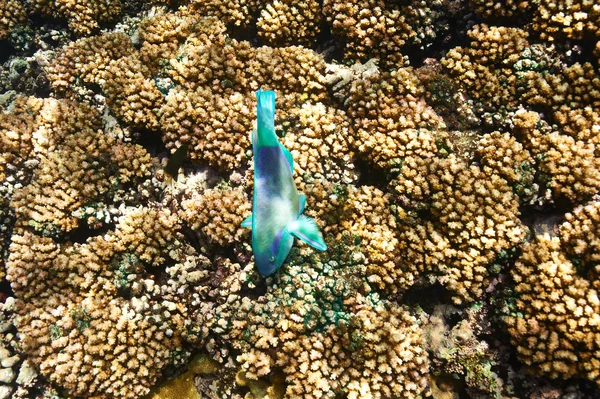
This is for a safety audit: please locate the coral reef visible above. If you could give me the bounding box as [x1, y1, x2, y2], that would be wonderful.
[505, 228, 600, 385]
[424, 305, 503, 398]
[28, 0, 123, 36]
[257, 0, 321, 46]
[1, 0, 600, 398]
[226, 256, 429, 399]
[0, 0, 26, 41]
[180, 185, 251, 247]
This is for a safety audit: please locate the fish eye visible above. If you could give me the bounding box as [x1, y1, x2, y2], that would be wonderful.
[269, 256, 275, 263]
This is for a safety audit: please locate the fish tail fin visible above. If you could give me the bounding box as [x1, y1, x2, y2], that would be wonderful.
[287, 215, 327, 251]
[256, 89, 275, 129]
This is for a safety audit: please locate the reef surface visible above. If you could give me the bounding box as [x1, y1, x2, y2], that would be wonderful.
[0, 0, 600, 398]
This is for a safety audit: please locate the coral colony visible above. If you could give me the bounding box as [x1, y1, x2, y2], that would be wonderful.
[0, 0, 599, 398]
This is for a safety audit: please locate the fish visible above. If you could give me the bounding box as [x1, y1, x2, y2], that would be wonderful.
[242, 89, 327, 276]
[164, 143, 189, 178]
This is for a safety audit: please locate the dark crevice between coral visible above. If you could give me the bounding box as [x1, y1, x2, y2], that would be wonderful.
[354, 158, 389, 191]
[122, 0, 159, 16]
[404, 19, 473, 68]
[554, 39, 598, 67]
[0, 275, 15, 302]
[27, 13, 72, 40]
[518, 196, 571, 227]
[526, 32, 600, 68]
[403, 0, 490, 68]
[181, 224, 205, 259]
[136, 128, 166, 157]
[467, 8, 534, 32]
[144, 256, 175, 285]
[315, 5, 343, 62]
[0, 42, 14, 65]
[1, 57, 51, 97]
[69, 222, 115, 244]
[228, 11, 261, 46]
[401, 283, 454, 315]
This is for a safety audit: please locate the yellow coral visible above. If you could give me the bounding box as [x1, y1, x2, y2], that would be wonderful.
[0, 0, 27, 40]
[257, 0, 321, 46]
[322, 0, 415, 64]
[506, 232, 600, 384]
[180, 186, 251, 247]
[29, 0, 123, 36]
[161, 88, 254, 170]
[46, 32, 134, 96]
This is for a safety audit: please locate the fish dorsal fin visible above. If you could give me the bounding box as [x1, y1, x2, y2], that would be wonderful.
[298, 193, 306, 215]
[286, 215, 327, 251]
[279, 143, 294, 173]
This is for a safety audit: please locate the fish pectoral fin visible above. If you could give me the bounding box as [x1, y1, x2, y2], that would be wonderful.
[298, 193, 306, 215]
[279, 143, 294, 173]
[241, 214, 253, 228]
[286, 215, 327, 251]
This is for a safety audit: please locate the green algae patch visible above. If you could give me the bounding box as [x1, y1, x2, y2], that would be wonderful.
[144, 354, 220, 399]
[236, 370, 286, 399]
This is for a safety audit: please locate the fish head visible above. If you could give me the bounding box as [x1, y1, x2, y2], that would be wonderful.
[254, 228, 294, 276]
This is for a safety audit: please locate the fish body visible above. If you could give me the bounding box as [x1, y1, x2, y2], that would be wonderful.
[164, 143, 189, 178]
[242, 90, 327, 276]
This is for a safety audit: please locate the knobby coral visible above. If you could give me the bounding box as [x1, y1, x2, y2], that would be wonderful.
[3, 1, 600, 398]
[506, 227, 600, 384]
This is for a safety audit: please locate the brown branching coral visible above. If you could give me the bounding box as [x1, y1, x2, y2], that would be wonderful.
[511, 110, 600, 205]
[5, 108, 185, 397]
[10, 129, 152, 236]
[166, 32, 252, 94]
[354, 127, 439, 171]
[394, 154, 524, 303]
[8, 220, 186, 398]
[537, 132, 600, 204]
[531, 0, 600, 41]
[186, 0, 263, 29]
[475, 131, 536, 200]
[521, 62, 600, 115]
[1, 96, 104, 277]
[0, 96, 102, 166]
[45, 32, 134, 97]
[332, 65, 444, 171]
[441, 24, 529, 112]
[280, 102, 357, 190]
[137, 12, 224, 73]
[301, 181, 416, 295]
[251, 45, 328, 105]
[344, 67, 444, 132]
[559, 199, 600, 286]
[110, 207, 181, 267]
[0, 0, 27, 40]
[161, 88, 254, 170]
[180, 186, 251, 247]
[322, 0, 415, 64]
[7, 2, 600, 397]
[28, 0, 123, 36]
[228, 260, 429, 399]
[505, 231, 600, 385]
[102, 55, 165, 131]
[257, 0, 321, 46]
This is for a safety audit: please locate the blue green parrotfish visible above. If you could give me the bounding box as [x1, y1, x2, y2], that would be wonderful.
[241, 89, 327, 276]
